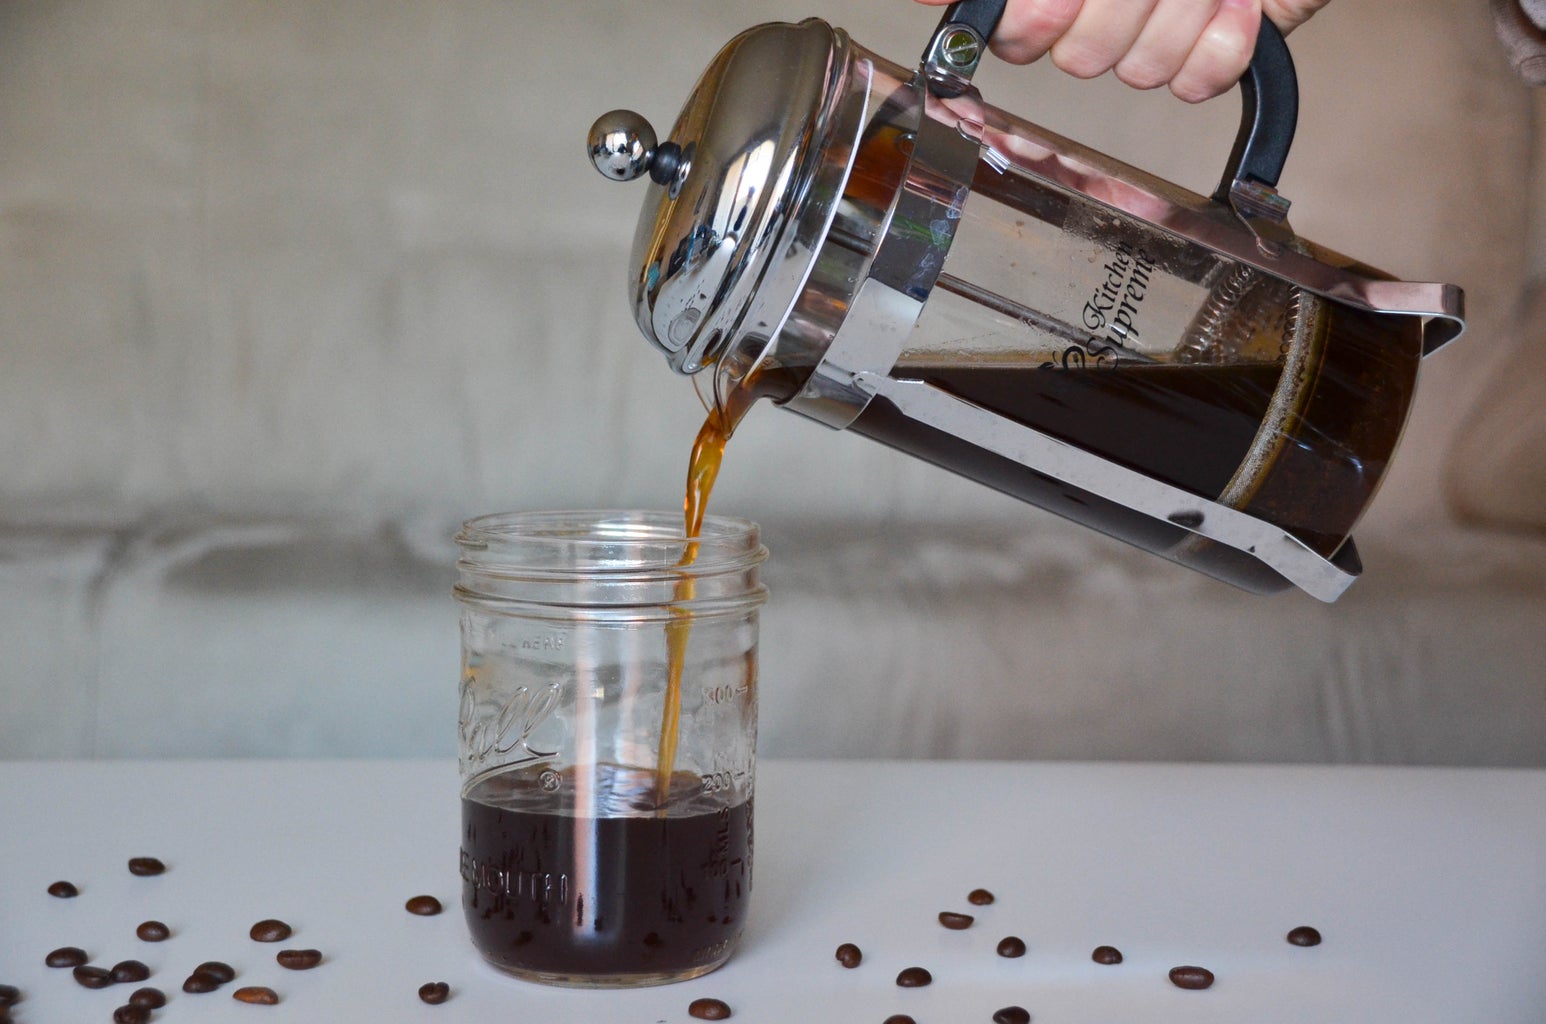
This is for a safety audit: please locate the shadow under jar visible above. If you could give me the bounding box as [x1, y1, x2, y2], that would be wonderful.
[454, 511, 766, 988]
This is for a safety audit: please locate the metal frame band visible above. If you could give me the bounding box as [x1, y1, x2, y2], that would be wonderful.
[959, 116, 1465, 356]
[851, 372, 1361, 601]
[785, 72, 984, 428]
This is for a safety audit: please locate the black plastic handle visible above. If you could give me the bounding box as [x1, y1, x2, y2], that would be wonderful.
[1216, 16, 1299, 199]
[927, 6, 1300, 201]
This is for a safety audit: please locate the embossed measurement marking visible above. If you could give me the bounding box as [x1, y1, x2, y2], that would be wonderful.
[701, 682, 751, 705]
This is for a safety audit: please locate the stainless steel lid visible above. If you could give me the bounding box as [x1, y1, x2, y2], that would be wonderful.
[587, 19, 846, 374]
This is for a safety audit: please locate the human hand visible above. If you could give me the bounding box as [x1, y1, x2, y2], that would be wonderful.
[913, 0, 1331, 102]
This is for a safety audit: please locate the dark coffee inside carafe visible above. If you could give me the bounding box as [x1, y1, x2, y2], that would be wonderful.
[849, 296, 1420, 594]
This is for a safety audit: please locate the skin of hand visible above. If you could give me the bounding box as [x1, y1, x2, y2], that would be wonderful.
[912, 0, 1331, 101]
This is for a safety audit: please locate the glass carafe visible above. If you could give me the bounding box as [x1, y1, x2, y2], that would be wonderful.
[587, 4, 1464, 599]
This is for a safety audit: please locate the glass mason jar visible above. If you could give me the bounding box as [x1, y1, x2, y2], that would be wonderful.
[454, 510, 766, 988]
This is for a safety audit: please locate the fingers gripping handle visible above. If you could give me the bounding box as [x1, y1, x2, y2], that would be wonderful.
[923, 5, 1300, 209]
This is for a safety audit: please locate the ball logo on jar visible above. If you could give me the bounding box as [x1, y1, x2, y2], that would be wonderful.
[458, 677, 561, 768]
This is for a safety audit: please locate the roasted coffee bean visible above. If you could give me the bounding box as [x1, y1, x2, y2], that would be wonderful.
[968, 888, 996, 905]
[127, 857, 166, 877]
[194, 961, 236, 983]
[111, 960, 151, 983]
[993, 1007, 1031, 1024]
[135, 920, 170, 942]
[47, 880, 79, 898]
[183, 971, 223, 993]
[938, 911, 974, 930]
[128, 987, 166, 1009]
[233, 986, 279, 1005]
[1286, 925, 1322, 947]
[996, 936, 1027, 958]
[405, 895, 443, 916]
[1168, 965, 1215, 990]
[113, 1005, 151, 1024]
[834, 942, 862, 968]
[895, 966, 932, 988]
[1092, 945, 1123, 965]
[276, 948, 323, 970]
[73, 965, 114, 989]
[46, 946, 88, 968]
[250, 918, 292, 942]
[687, 997, 732, 1020]
[418, 982, 450, 1005]
[0, 986, 18, 1007]
[882, 1016, 917, 1024]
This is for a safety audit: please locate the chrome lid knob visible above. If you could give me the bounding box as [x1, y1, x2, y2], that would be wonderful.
[587, 109, 661, 182]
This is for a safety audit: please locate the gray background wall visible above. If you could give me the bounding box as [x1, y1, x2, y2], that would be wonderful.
[3, 0, 1543, 763]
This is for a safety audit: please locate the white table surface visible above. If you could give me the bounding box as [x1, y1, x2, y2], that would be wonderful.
[2, 758, 1544, 1023]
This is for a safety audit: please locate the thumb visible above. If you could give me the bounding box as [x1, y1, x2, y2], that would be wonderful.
[1262, 0, 1332, 35]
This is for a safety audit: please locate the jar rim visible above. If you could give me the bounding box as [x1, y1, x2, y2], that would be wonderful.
[454, 510, 768, 603]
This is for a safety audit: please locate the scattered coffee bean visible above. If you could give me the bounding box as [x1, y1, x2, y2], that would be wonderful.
[405, 895, 443, 916]
[249, 918, 292, 943]
[46, 946, 88, 968]
[47, 880, 79, 898]
[1168, 965, 1215, 990]
[276, 948, 323, 970]
[993, 1007, 1031, 1024]
[127, 857, 166, 877]
[73, 965, 114, 989]
[250, 919, 292, 942]
[113, 1005, 151, 1024]
[687, 997, 732, 1020]
[111, 960, 151, 983]
[968, 888, 995, 905]
[194, 962, 236, 983]
[834, 942, 862, 968]
[183, 972, 223, 994]
[128, 987, 166, 1009]
[233, 986, 279, 1005]
[1286, 925, 1323, 947]
[882, 1016, 917, 1024]
[418, 982, 450, 1005]
[895, 966, 932, 988]
[1092, 945, 1123, 965]
[135, 920, 170, 942]
[996, 936, 1026, 958]
[938, 911, 974, 930]
[0, 986, 17, 1007]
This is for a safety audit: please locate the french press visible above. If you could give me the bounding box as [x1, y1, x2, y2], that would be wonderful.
[586, 0, 1466, 600]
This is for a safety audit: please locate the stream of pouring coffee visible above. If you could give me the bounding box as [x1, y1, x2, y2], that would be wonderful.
[654, 381, 756, 805]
